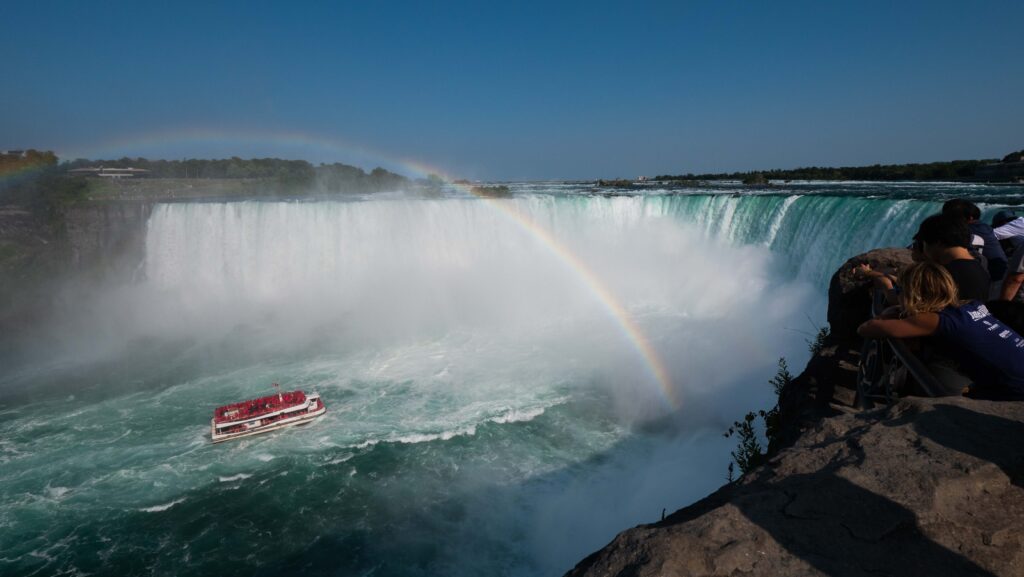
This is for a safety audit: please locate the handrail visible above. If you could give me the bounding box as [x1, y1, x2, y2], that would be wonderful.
[884, 336, 943, 398]
[870, 291, 943, 398]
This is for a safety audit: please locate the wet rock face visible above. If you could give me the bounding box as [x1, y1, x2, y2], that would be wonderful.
[62, 201, 152, 276]
[0, 201, 153, 279]
[565, 397, 1024, 577]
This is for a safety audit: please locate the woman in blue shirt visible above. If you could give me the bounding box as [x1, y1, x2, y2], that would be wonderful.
[858, 262, 1024, 400]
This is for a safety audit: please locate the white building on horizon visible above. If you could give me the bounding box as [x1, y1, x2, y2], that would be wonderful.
[68, 167, 151, 179]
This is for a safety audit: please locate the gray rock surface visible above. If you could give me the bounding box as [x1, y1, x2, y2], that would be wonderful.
[827, 247, 913, 342]
[62, 201, 152, 273]
[834, 247, 914, 295]
[567, 397, 1024, 577]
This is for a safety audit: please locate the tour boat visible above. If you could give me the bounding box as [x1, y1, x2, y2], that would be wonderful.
[211, 387, 326, 443]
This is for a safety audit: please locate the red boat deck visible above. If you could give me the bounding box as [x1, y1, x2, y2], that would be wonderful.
[214, 390, 307, 424]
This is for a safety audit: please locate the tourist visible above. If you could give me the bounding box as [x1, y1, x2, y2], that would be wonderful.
[999, 243, 1024, 302]
[912, 214, 989, 302]
[993, 210, 1024, 256]
[942, 199, 1006, 281]
[857, 262, 1024, 400]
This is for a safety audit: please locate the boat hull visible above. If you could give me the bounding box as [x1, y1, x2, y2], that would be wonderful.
[210, 405, 326, 443]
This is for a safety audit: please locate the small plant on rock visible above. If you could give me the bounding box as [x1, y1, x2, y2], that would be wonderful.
[807, 325, 830, 355]
[725, 412, 765, 475]
[725, 357, 793, 477]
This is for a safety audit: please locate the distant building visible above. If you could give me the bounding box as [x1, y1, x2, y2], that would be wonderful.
[68, 167, 151, 179]
[2, 150, 26, 157]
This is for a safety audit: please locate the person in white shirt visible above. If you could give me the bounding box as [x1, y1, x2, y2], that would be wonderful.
[994, 215, 1024, 242]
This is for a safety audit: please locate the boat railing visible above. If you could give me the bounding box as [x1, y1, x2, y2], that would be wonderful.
[215, 398, 311, 427]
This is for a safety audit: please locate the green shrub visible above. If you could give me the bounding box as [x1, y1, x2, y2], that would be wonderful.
[807, 325, 830, 355]
[725, 357, 792, 478]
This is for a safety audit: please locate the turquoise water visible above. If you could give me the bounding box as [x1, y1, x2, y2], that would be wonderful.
[1, 182, 1021, 576]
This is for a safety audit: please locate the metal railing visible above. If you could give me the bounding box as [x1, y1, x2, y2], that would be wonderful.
[856, 291, 942, 408]
[885, 336, 943, 398]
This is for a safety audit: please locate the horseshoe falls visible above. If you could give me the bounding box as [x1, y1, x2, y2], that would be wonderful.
[1, 182, 1016, 576]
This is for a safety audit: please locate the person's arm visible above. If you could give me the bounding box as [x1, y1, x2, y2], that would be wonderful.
[993, 218, 1024, 240]
[873, 274, 896, 291]
[853, 263, 899, 304]
[878, 305, 903, 319]
[853, 263, 896, 288]
[978, 227, 1007, 261]
[857, 313, 940, 339]
[882, 286, 901, 306]
[1000, 272, 1024, 301]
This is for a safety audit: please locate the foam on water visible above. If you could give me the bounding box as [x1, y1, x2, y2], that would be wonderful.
[139, 497, 187, 513]
[217, 473, 253, 483]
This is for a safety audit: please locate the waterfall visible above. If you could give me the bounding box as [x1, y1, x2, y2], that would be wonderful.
[145, 194, 938, 299]
[642, 194, 938, 282]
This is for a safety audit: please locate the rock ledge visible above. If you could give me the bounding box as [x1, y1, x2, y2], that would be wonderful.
[567, 397, 1024, 576]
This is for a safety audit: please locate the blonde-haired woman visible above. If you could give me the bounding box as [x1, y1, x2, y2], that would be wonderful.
[858, 262, 1024, 400]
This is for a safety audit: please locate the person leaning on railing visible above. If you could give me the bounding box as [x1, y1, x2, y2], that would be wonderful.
[857, 262, 1024, 401]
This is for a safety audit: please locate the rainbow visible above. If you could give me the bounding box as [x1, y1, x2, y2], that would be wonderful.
[463, 188, 679, 407]
[1, 151, 60, 183]
[398, 161, 679, 407]
[0, 163, 51, 181]
[64, 128, 680, 408]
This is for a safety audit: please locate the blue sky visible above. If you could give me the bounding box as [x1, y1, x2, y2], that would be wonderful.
[2, 1, 1022, 180]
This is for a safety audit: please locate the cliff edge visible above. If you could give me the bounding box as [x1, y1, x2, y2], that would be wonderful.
[567, 248, 1024, 576]
[567, 396, 1024, 576]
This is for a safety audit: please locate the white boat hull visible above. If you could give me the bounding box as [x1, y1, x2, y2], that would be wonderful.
[211, 404, 326, 443]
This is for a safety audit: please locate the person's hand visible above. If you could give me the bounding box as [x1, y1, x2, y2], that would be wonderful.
[853, 263, 873, 278]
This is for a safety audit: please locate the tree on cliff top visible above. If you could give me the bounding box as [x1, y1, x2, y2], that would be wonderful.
[1002, 150, 1024, 163]
[1, 149, 58, 176]
[0, 150, 87, 219]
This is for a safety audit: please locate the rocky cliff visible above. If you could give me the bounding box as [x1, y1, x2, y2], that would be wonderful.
[0, 200, 152, 351]
[567, 249, 1024, 577]
[61, 200, 152, 276]
[0, 200, 152, 279]
[567, 397, 1024, 577]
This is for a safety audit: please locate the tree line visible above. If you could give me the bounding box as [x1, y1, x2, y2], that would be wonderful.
[0, 150, 88, 219]
[1, 149, 59, 175]
[654, 159, 998, 183]
[62, 156, 410, 191]
[1, 151, 415, 218]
